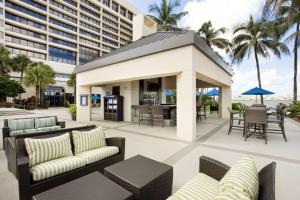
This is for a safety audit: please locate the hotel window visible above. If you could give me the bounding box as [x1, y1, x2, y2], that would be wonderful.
[6, 46, 46, 60]
[112, 2, 118, 12]
[128, 12, 133, 21]
[80, 13, 100, 26]
[102, 30, 118, 40]
[102, 45, 116, 52]
[50, 0, 77, 15]
[102, 17, 118, 28]
[6, 24, 46, 40]
[0, 31, 4, 39]
[49, 18, 77, 32]
[79, 45, 99, 65]
[120, 7, 126, 17]
[20, 0, 46, 11]
[102, 37, 118, 47]
[0, 19, 3, 27]
[80, 21, 100, 33]
[80, 29, 99, 40]
[5, 12, 46, 30]
[0, 8, 3, 15]
[55, 73, 70, 82]
[103, 10, 118, 21]
[49, 46, 77, 65]
[63, 0, 77, 7]
[49, 27, 77, 40]
[6, 35, 46, 50]
[80, 5, 100, 18]
[49, 9, 77, 24]
[102, 0, 110, 7]
[5, 1, 46, 21]
[80, 37, 100, 47]
[80, 0, 100, 11]
[102, 24, 118, 34]
[49, 37, 77, 49]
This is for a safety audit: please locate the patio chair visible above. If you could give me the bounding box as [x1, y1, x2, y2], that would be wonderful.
[252, 104, 267, 109]
[267, 108, 287, 142]
[139, 106, 151, 126]
[244, 108, 268, 144]
[151, 106, 164, 127]
[197, 104, 207, 121]
[227, 107, 244, 136]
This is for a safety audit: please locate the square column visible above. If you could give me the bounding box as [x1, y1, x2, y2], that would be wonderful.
[176, 71, 197, 141]
[76, 86, 91, 123]
[219, 86, 232, 119]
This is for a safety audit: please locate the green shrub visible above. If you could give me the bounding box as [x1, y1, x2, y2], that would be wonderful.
[68, 104, 76, 121]
[288, 101, 300, 118]
[64, 99, 70, 107]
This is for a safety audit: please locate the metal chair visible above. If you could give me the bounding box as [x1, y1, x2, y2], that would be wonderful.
[197, 104, 207, 121]
[244, 108, 268, 144]
[151, 106, 164, 127]
[227, 107, 245, 136]
[267, 108, 287, 142]
[139, 106, 151, 126]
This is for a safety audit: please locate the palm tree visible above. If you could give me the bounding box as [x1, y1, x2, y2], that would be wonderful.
[148, 0, 188, 31]
[23, 62, 55, 103]
[0, 44, 12, 77]
[67, 73, 76, 103]
[231, 16, 290, 104]
[197, 21, 231, 51]
[264, 0, 300, 101]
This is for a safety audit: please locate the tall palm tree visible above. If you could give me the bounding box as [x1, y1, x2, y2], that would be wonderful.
[264, 0, 300, 101]
[197, 21, 231, 51]
[148, 0, 188, 31]
[231, 16, 290, 104]
[0, 44, 12, 77]
[67, 73, 76, 103]
[23, 62, 55, 103]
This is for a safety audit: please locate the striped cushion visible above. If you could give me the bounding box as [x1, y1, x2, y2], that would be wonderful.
[76, 146, 119, 165]
[219, 156, 259, 200]
[30, 156, 86, 181]
[35, 117, 56, 128]
[215, 188, 251, 200]
[25, 133, 73, 167]
[72, 126, 107, 155]
[10, 130, 26, 136]
[167, 173, 219, 200]
[36, 125, 61, 132]
[8, 119, 34, 131]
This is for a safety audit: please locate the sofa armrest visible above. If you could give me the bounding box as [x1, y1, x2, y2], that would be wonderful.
[106, 137, 125, 159]
[57, 121, 66, 128]
[199, 156, 230, 181]
[17, 157, 31, 200]
[2, 127, 9, 150]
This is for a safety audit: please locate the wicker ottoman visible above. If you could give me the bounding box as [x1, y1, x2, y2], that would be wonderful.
[104, 155, 173, 200]
[33, 172, 133, 200]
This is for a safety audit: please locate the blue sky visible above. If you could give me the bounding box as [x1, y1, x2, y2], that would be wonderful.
[127, 0, 299, 99]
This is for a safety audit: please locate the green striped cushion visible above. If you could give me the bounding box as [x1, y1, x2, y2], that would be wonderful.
[8, 119, 34, 131]
[72, 126, 107, 155]
[215, 188, 251, 200]
[35, 117, 56, 128]
[167, 173, 219, 200]
[219, 156, 259, 200]
[76, 146, 119, 165]
[36, 126, 61, 132]
[25, 133, 73, 167]
[30, 156, 86, 181]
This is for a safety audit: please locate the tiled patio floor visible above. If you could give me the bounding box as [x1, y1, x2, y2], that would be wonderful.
[1, 107, 300, 199]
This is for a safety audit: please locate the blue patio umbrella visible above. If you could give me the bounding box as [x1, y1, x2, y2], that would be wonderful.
[92, 95, 101, 100]
[204, 89, 220, 96]
[165, 91, 175, 97]
[242, 87, 274, 103]
[196, 91, 201, 97]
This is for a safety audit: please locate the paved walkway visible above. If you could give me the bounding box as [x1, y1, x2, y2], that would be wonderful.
[0, 108, 300, 199]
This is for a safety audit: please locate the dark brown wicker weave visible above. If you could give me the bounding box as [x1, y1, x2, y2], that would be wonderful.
[16, 135, 125, 200]
[104, 155, 173, 200]
[34, 172, 133, 200]
[6, 125, 96, 178]
[199, 156, 276, 200]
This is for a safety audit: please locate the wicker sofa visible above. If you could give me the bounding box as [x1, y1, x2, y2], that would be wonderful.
[2, 116, 65, 151]
[168, 156, 276, 200]
[16, 131, 125, 200]
[5, 125, 96, 178]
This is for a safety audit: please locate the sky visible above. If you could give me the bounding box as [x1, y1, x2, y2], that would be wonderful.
[127, 0, 299, 99]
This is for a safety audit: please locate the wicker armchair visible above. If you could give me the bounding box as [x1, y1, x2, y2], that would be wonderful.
[199, 156, 276, 200]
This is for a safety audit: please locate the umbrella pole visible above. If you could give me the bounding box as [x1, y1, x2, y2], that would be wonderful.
[256, 95, 258, 104]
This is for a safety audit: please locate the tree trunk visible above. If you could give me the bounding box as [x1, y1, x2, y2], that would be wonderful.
[18, 70, 24, 100]
[293, 23, 299, 102]
[254, 47, 263, 104]
[36, 85, 40, 103]
[74, 84, 76, 104]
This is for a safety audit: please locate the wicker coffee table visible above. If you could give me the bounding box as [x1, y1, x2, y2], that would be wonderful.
[104, 155, 173, 200]
[33, 172, 133, 200]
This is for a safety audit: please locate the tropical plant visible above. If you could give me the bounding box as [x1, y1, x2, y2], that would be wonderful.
[23, 62, 55, 103]
[264, 0, 300, 101]
[288, 101, 300, 117]
[67, 73, 76, 103]
[0, 76, 25, 102]
[148, 0, 188, 31]
[11, 54, 32, 85]
[197, 21, 231, 51]
[68, 104, 76, 121]
[231, 16, 290, 104]
[0, 44, 12, 77]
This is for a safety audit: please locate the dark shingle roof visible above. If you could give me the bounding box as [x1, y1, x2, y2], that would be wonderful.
[75, 31, 232, 75]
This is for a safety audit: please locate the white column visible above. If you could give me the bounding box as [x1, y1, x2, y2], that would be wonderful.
[76, 86, 91, 123]
[161, 77, 167, 104]
[176, 70, 197, 141]
[219, 86, 232, 119]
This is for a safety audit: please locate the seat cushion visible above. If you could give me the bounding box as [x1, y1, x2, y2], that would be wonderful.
[9, 129, 39, 136]
[36, 125, 61, 132]
[167, 173, 219, 200]
[215, 188, 251, 200]
[76, 146, 119, 165]
[35, 117, 56, 128]
[30, 156, 86, 181]
[8, 118, 34, 131]
[72, 126, 107, 155]
[219, 156, 259, 200]
[25, 133, 73, 167]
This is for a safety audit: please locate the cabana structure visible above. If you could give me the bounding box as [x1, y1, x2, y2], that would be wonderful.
[75, 19, 232, 142]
